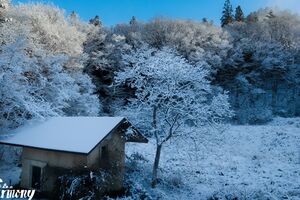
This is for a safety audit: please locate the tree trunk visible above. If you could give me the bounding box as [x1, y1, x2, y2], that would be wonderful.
[151, 144, 162, 188]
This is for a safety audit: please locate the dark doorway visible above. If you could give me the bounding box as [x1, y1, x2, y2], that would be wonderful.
[101, 145, 108, 160]
[101, 145, 109, 169]
[31, 166, 41, 190]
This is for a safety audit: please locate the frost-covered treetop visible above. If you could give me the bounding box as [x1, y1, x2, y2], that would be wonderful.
[0, 0, 10, 9]
[115, 45, 232, 143]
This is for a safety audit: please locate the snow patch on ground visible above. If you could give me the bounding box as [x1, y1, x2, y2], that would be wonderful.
[125, 118, 300, 199]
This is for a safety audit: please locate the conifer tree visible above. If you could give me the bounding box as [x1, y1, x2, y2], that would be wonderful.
[202, 17, 208, 23]
[89, 15, 101, 27]
[70, 11, 78, 20]
[221, 0, 233, 27]
[235, 5, 244, 22]
[129, 16, 137, 25]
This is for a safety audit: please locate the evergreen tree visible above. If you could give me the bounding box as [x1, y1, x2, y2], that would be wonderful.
[221, 0, 233, 27]
[235, 5, 244, 22]
[202, 17, 208, 23]
[129, 16, 137, 25]
[70, 11, 78, 20]
[89, 15, 101, 27]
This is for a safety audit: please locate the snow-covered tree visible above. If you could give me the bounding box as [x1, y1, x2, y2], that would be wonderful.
[0, 0, 10, 22]
[1, 3, 86, 58]
[217, 9, 300, 123]
[113, 19, 143, 49]
[0, 0, 10, 9]
[131, 19, 231, 75]
[115, 46, 232, 187]
[142, 18, 169, 48]
[0, 40, 51, 129]
[160, 19, 231, 71]
[112, 18, 231, 75]
[84, 25, 131, 113]
[0, 39, 100, 131]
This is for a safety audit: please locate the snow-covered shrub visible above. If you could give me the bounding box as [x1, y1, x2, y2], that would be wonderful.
[55, 170, 112, 200]
[123, 181, 151, 200]
[126, 152, 148, 173]
[163, 174, 183, 189]
[115, 150, 153, 200]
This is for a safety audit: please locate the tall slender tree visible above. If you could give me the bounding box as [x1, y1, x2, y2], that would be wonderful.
[221, 0, 233, 27]
[235, 5, 244, 22]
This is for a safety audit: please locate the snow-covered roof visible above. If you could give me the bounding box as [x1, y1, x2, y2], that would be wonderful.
[0, 117, 125, 154]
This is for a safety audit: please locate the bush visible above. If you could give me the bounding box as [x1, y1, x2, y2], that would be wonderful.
[54, 170, 112, 200]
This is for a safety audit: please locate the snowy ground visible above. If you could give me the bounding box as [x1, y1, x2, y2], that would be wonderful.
[0, 118, 299, 199]
[124, 118, 300, 199]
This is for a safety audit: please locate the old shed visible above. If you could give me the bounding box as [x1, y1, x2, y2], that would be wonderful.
[0, 117, 147, 193]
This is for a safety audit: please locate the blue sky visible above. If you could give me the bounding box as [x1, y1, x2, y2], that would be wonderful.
[12, 0, 300, 26]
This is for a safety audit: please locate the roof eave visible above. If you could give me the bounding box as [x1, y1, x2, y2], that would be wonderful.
[0, 142, 89, 156]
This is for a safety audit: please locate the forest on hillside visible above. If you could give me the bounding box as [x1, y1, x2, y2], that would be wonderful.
[0, 0, 299, 130]
[0, 0, 300, 199]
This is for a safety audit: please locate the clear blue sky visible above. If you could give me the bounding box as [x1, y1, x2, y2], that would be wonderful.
[12, 0, 298, 26]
